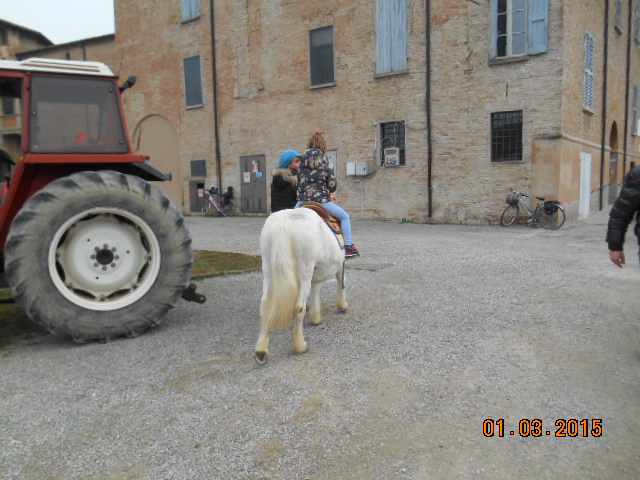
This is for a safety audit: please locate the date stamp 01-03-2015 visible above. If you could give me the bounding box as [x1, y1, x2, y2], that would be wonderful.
[483, 419, 603, 438]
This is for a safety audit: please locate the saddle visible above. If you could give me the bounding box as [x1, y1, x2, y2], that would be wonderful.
[301, 201, 344, 247]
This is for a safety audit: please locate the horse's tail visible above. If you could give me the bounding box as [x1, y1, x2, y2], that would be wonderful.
[260, 215, 300, 330]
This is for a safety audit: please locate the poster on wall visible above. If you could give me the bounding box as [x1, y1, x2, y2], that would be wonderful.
[243, 172, 251, 183]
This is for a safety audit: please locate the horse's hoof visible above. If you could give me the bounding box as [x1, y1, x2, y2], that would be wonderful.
[309, 319, 322, 326]
[337, 307, 347, 313]
[255, 351, 268, 365]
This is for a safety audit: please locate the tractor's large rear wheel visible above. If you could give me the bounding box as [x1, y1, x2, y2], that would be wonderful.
[4, 171, 193, 342]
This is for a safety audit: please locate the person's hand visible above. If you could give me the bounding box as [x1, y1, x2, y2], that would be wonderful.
[610, 250, 625, 268]
[330, 193, 337, 203]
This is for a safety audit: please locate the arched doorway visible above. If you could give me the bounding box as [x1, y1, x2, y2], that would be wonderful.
[608, 122, 619, 204]
[132, 115, 182, 208]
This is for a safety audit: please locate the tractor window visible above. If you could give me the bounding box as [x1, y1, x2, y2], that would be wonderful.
[29, 75, 128, 154]
[0, 77, 22, 191]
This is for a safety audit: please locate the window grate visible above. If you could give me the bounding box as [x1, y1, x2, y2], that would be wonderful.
[380, 121, 406, 166]
[491, 111, 523, 162]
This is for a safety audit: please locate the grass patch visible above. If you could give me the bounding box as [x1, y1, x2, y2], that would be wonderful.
[0, 250, 261, 347]
[191, 250, 261, 279]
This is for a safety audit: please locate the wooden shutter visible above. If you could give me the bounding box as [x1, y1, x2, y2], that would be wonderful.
[182, 0, 200, 21]
[489, 0, 498, 58]
[636, 0, 640, 39]
[632, 85, 639, 135]
[183, 56, 203, 107]
[376, 0, 408, 73]
[583, 32, 595, 110]
[528, 0, 549, 54]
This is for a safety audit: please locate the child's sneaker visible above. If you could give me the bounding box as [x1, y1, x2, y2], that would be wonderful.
[344, 244, 360, 258]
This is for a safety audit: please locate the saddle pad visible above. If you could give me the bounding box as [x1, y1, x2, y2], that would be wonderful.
[301, 202, 345, 247]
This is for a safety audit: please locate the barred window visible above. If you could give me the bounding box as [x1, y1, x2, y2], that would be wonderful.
[491, 111, 523, 162]
[380, 120, 406, 166]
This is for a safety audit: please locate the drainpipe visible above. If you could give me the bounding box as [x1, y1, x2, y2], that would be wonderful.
[599, 0, 610, 211]
[622, 0, 632, 176]
[425, 0, 433, 218]
[209, 0, 223, 191]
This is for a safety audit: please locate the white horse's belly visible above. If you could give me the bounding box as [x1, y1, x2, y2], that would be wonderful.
[312, 263, 338, 283]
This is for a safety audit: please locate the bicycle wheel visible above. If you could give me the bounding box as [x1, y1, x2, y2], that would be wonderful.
[500, 204, 519, 226]
[201, 200, 211, 216]
[539, 205, 566, 230]
[222, 200, 236, 217]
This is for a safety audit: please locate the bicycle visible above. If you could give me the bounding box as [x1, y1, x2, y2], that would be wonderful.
[201, 186, 237, 217]
[500, 188, 565, 230]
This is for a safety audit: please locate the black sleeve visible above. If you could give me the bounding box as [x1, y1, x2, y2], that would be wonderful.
[606, 168, 640, 250]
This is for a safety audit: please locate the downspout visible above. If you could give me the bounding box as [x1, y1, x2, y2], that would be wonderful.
[209, 0, 223, 191]
[599, 0, 610, 211]
[622, 0, 633, 176]
[425, 0, 433, 218]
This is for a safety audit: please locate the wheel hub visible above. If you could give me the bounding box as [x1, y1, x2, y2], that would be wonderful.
[95, 246, 115, 266]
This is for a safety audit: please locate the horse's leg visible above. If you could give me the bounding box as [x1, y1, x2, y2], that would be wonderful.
[336, 261, 348, 312]
[292, 274, 312, 354]
[308, 282, 322, 325]
[255, 278, 271, 364]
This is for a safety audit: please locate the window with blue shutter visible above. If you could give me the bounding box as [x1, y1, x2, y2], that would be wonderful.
[632, 85, 639, 135]
[183, 56, 203, 107]
[310, 26, 335, 87]
[615, 0, 623, 31]
[583, 32, 595, 111]
[376, 0, 408, 74]
[182, 0, 200, 21]
[490, 0, 548, 59]
[636, 0, 640, 40]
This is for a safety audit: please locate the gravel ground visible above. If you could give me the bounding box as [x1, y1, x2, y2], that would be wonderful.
[1, 210, 639, 479]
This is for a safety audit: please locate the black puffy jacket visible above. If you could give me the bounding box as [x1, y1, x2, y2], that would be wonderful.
[270, 168, 298, 212]
[606, 166, 640, 251]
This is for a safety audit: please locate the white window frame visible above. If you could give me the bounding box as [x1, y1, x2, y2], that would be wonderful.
[496, 0, 528, 58]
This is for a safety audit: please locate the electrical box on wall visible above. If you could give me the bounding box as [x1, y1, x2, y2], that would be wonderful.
[346, 162, 368, 176]
[383, 147, 400, 166]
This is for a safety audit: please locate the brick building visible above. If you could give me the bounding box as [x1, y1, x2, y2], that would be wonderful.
[10, 0, 640, 223]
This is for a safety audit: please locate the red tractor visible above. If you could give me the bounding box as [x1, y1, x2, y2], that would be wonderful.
[0, 58, 201, 342]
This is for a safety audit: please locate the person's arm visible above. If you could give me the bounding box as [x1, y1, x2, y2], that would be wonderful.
[324, 159, 337, 194]
[607, 168, 640, 266]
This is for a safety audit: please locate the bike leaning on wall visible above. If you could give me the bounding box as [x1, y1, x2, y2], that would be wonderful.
[201, 186, 237, 217]
[500, 188, 565, 230]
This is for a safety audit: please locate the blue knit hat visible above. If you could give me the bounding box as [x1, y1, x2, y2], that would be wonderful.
[279, 150, 301, 169]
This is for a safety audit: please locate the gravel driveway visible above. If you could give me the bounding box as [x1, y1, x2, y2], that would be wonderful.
[1, 210, 638, 479]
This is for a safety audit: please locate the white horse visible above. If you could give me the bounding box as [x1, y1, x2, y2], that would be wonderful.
[255, 207, 347, 364]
